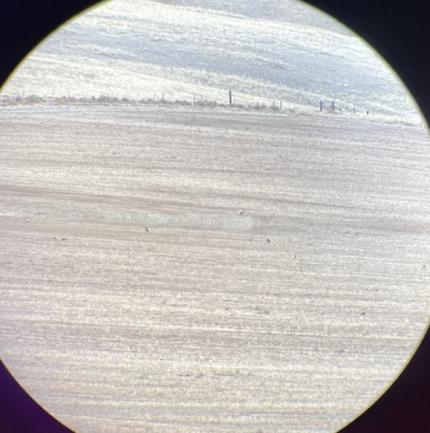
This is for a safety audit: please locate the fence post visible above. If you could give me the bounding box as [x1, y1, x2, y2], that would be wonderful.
[320, 100, 323, 112]
[229, 90, 233, 105]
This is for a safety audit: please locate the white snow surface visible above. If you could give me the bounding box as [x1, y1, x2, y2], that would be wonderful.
[1, 0, 422, 123]
[1, 104, 430, 433]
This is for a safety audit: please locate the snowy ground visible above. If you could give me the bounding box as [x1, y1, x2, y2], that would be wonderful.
[0, 104, 430, 433]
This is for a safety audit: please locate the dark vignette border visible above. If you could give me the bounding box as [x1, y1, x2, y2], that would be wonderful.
[0, 1, 429, 433]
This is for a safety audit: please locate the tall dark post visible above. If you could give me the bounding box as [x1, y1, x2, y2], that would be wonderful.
[320, 100, 323, 112]
[229, 90, 232, 105]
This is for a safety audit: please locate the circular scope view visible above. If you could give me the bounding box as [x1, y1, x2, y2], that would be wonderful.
[1, 1, 429, 433]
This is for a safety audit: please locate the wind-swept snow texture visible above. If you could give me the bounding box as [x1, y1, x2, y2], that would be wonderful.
[2, 0, 422, 123]
[1, 104, 430, 433]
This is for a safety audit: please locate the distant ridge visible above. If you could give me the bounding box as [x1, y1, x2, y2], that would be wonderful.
[2, 0, 420, 123]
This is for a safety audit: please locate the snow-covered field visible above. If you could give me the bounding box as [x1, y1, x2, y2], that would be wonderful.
[0, 103, 429, 433]
[1, 0, 422, 123]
